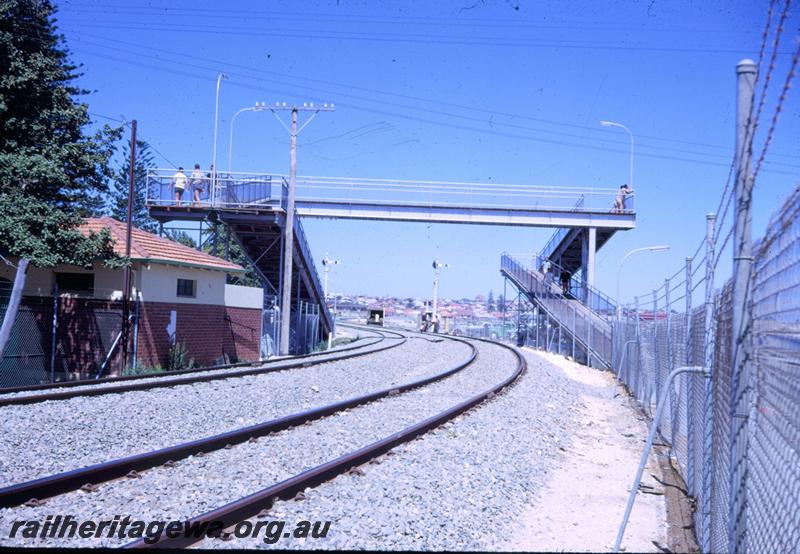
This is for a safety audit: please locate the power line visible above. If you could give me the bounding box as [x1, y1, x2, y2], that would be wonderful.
[67, 30, 800, 162]
[58, 19, 784, 56]
[59, 3, 764, 35]
[11, 24, 799, 162]
[64, 33, 800, 170]
[88, 112, 179, 168]
[77, 45, 800, 176]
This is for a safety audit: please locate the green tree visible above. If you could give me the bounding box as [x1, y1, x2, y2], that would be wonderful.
[165, 229, 197, 248]
[107, 140, 158, 232]
[0, 192, 120, 268]
[210, 226, 261, 288]
[0, 0, 120, 209]
[487, 289, 495, 311]
[0, 191, 123, 357]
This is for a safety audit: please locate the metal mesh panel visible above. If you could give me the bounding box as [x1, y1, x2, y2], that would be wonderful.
[709, 282, 734, 553]
[0, 306, 49, 387]
[503, 185, 800, 554]
[747, 189, 800, 553]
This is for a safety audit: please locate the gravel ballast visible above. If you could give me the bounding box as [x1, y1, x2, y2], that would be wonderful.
[0, 337, 516, 549]
[0, 326, 376, 402]
[213, 347, 584, 551]
[0, 332, 470, 486]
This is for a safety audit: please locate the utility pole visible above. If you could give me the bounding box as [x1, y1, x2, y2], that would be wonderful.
[432, 258, 449, 329]
[271, 102, 335, 355]
[121, 119, 137, 374]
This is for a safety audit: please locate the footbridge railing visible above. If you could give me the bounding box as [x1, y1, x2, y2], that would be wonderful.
[145, 169, 631, 217]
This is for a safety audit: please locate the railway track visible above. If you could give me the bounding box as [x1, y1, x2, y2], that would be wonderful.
[0, 329, 472, 505]
[0, 326, 405, 407]
[0, 334, 525, 549]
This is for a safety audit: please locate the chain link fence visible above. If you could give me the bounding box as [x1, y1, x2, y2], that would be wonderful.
[611, 187, 799, 553]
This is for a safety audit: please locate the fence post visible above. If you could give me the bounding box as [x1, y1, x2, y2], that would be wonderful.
[685, 256, 695, 494]
[572, 305, 576, 360]
[729, 58, 756, 553]
[665, 277, 672, 369]
[49, 284, 59, 383]
[558, 322, 562, 356]
[634, 295, 642, 402]
[614, 366, 710, 553]
[665, 277, 679, 447]
[701, 213, 717, 552]
[652, 288, 660, 409]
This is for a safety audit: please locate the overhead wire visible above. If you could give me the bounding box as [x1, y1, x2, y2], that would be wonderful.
[55, 18, 777, 55]
[10, 24, 800, 164]
[89, 112, 179, 168]
[49, 31, 798, 173]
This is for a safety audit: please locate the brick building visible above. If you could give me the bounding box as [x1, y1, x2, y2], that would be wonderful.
[0, 217, 262, 385]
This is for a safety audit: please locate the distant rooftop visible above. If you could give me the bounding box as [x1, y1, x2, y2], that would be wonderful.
[80, 217, 245, 274]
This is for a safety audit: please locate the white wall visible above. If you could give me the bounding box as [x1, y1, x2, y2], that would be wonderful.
[0, 258, 230, 306]
[224, 284, 263, 309]
[0, 264, 53, 296]
[138, 263, 227, 305]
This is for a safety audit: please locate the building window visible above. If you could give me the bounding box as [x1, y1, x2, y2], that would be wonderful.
[56, 272, 94, 295]
[176, 278, 196, 298]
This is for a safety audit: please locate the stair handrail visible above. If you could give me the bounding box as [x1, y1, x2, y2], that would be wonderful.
[500, 253, 612, 367]
[513, 252, 619, 321]
[537, 195, 585, 260]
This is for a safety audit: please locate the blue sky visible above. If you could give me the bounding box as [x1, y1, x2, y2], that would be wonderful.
[56, 0, 800, 304]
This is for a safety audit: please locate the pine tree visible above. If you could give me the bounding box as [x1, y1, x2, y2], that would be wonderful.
[107, 140, 158, 233]
[165, 229, 197, 248]
[487, 290, 495, 311]
[0, 0, 121, 209]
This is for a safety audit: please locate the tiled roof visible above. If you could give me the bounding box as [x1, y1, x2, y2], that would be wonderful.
[80, 217, 245, 273]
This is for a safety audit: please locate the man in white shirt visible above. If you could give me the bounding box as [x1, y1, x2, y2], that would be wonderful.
[172, 167, 187, 205]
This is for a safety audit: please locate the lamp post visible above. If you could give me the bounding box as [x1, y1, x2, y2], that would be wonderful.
[601, 120, 634, 190]
[616, 245, 670, 319]
[227, 102, 268, 176]
[211, 72, 228, 205]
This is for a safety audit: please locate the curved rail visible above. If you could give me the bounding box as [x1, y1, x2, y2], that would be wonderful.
[0, 327, 392, 395]
[126, 336, 526, 549]
[0, 332, 477, 508]
[0, 329, 406, 407]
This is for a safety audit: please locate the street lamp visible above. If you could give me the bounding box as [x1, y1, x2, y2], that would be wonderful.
[616, 245, 670, 318]
[228, 102, 268, 176]
[600, 120, 634, 190]
[211, 72, 229, 205]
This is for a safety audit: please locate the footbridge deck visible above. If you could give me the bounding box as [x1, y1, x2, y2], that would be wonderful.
[146, 171, 636, 229]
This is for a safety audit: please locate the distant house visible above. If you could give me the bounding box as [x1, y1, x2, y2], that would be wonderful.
[0, 217, 263, 385]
